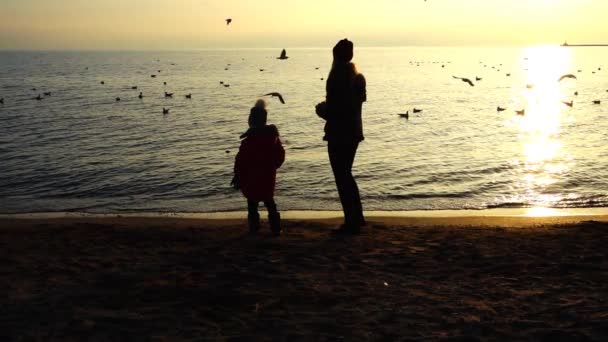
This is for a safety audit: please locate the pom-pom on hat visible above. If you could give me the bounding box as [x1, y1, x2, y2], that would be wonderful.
[249, 99, 268, 128]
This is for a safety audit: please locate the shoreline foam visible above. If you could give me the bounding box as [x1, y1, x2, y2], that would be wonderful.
[2, 207, 608, 229]
[2, 207, 608, 219]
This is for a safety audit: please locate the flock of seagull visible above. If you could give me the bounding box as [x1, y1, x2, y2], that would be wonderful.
[397, 60, 605, 120]
[1, 18, 606, 122]
[0, 45, 291, 115]
[1, 52, 604, 119]
[0, 18, 289, 117]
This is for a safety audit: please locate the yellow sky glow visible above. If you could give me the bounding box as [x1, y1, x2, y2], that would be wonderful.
[1, 0, 606, 49]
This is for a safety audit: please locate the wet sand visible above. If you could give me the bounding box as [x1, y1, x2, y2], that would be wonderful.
[1, 215, 607, 340]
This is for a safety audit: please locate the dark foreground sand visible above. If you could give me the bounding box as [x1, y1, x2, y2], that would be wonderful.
[1, 216, 607, 341]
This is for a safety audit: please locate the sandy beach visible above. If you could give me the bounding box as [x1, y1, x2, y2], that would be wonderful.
[1, 213, 607, 341]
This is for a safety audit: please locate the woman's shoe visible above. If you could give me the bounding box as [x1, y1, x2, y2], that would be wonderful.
[331, 224, 360, 236]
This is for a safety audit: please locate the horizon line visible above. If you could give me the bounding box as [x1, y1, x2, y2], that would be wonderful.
[0, 43, 562, 52]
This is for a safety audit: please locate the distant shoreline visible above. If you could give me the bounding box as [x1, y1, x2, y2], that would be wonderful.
[561, 43, 608, 47]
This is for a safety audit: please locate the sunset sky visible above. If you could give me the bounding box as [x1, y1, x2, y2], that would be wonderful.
[1, 0, 606, 50]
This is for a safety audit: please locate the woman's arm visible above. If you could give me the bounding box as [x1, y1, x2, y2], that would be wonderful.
[354, 74, 366, 103]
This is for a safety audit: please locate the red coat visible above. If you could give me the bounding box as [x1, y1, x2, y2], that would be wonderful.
[235, 125, 285, 201]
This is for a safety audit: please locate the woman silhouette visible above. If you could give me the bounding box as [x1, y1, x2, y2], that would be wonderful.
[316, 39, 367, 234]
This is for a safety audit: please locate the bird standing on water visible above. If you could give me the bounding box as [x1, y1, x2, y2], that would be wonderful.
[226, 18, 232, 26]
[277, 49, 289, 60]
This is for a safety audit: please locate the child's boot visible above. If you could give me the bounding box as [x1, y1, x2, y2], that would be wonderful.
[248, 212, 260, 233]
[269, 212, 281, 236]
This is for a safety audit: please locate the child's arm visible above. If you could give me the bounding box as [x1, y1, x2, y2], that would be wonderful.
[275, 137, 285, 169]
[270, 126, 285, 168]
[234, 139, 248, 178]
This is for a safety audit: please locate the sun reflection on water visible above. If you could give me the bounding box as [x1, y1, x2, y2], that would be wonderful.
[509, 45, 574, 207]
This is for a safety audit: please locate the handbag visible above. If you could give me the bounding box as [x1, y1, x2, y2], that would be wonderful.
[315, 101, 327, 119]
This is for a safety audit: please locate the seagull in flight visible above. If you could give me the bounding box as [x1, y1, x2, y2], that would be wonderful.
[277, 49, 289, 60]
[558, 74, 577, 82]
[264, 92, 285, 104]
[453, 76, 474, 87]
[226, 18, 232, 26]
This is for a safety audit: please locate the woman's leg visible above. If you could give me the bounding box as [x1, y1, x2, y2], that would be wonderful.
[328, 142, 350, 222]
[247, 199, 260, 232]
[328, 142, 364, 227]
[342, 142, 365, 226]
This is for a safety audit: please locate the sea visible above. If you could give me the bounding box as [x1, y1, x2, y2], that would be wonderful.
[1, 46, 607, 214]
